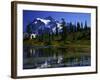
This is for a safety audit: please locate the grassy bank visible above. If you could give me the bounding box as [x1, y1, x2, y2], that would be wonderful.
[23, 39, 90, 52]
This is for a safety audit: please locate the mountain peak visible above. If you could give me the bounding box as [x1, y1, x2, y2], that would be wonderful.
[26, 16, 62, 35]
[45, 16, 55, 21]
[36, 18, 50, 25]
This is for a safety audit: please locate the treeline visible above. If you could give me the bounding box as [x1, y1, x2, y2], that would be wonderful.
[26, 18, 90, 45]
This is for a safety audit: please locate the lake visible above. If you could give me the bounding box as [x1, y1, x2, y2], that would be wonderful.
[23, 46, 91, 69]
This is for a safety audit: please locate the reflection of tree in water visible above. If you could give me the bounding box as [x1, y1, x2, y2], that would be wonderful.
[23, 46, 91, 69]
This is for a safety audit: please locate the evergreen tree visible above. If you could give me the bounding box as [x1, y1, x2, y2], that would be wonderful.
[48, 32, 51, 44]
[77, 22, 81, 31]
[74, 24, 77, 32]
[81, 22, 83, 30]
[51, 30, 54, 40]
[55, 23, 59, 36]
[69, 22, 74, 32]
[69, 22, 76, 41]
[26, 24, 32, 39]
[84, 21, 88, 30]
[61, 18, 67, 42]
[73, 22, 77, 32]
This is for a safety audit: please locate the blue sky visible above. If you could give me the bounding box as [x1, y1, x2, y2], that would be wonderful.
[23, 10, 91, 32]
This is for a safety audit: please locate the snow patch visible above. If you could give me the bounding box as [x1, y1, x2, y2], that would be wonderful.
[34, 21, 37, 24]
[37, 18, 50, 25]
[57, 23, 62, 30]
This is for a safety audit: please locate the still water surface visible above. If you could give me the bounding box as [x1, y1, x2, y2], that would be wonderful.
[23, 46, 91, 69]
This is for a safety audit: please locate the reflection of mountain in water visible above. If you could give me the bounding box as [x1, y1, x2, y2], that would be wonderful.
[23, 46, 91, 69]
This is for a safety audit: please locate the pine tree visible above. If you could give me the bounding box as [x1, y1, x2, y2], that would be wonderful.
[61, 18, 67, 42]
[48, 32, 51, 44]
[55, 23, 59, 36]
[81, 22, 83, 30]
[51, 30, 54, 40]
[74, 24, 77, 32]
[84, 21, 88, 30]
[77, 22, 81, 31]
[26, 24, 32, 39]
[69, 22, 74, 32]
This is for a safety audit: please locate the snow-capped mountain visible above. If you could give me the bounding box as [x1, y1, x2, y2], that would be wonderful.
[27, 16, 62, 34]
[36, 18, 50, 25]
